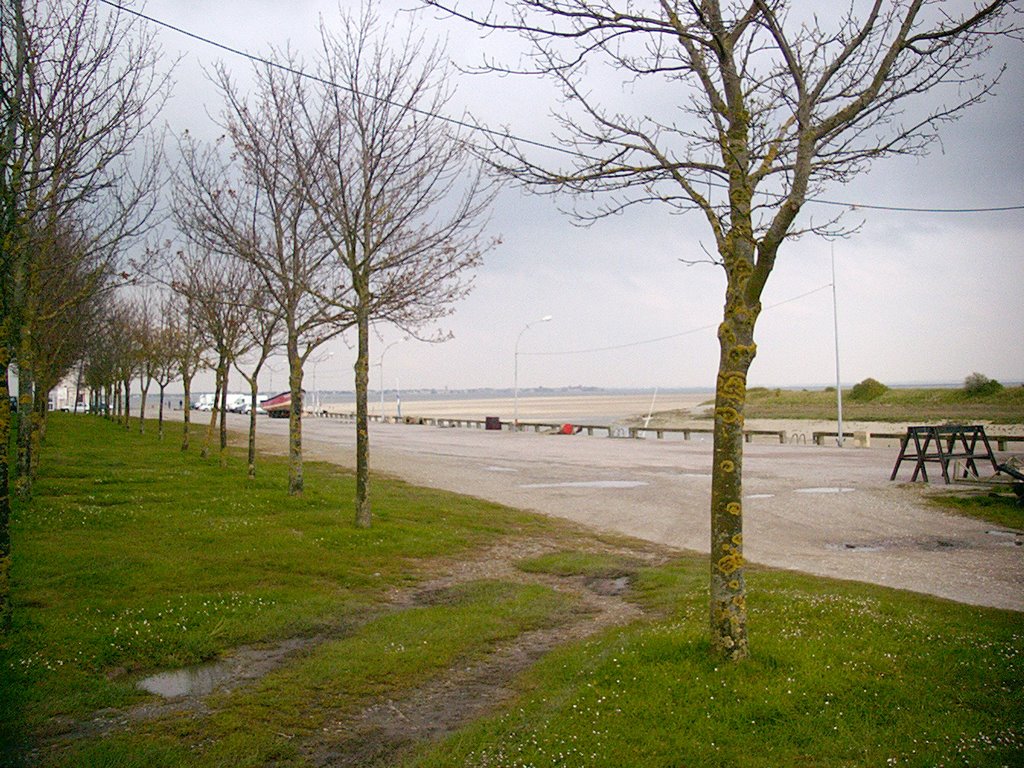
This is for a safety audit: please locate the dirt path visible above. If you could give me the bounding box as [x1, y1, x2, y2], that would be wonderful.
[303, 537, 654, 767]
[40, 535, 663, 766]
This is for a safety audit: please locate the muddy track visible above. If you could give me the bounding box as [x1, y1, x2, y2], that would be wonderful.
[34, 536, 666, 766]
[304, 539, 654, 767]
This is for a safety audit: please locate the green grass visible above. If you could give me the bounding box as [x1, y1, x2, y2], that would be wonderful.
[690, 385, 1024, 423]
[516, 550, 644, 578]
[404, 564, 1023, 768]
[53, 579, 576, 768]
[1, 414, 553, 762]
[3, 414, 1022, 767]
[929, 491, 1024, 530]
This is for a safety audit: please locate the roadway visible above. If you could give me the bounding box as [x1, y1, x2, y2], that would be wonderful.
[192, 410, 1023, 611]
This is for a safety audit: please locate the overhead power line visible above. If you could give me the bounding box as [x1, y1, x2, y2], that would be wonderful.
[99, 0, 1024, 215]
[521, 283, 834, 357]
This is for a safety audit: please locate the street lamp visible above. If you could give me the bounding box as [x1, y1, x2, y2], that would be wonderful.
[831, 243, 844, 447]
[376, 340, 400, 418]
[514, 315, 552, 430]
[311, 350, 334, 413]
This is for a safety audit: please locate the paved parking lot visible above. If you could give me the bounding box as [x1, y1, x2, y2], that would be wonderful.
[177, 409, 1018, 612]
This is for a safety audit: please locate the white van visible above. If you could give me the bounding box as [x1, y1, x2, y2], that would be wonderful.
[226, 394, 249, 413]
[193, 394, 217, 411]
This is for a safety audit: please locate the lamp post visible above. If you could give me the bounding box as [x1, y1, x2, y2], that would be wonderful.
[831, 244, 844, 447]
[377, 340, 399, 418]
[513, 315, 552, 430]
[311, 351, 334, 413]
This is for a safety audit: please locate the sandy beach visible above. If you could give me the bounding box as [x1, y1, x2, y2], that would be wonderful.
[322, 391, 1024, 443]
[323, 392, 712, 425]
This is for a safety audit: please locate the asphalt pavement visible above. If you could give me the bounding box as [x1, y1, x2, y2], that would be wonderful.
[180, 410, 1024, 611]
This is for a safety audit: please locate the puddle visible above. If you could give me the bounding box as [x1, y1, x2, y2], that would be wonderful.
[138, 660, 232, 698]
[831, 542, 885, 552]
[795, 487, 856, 494]
[484, 466, 518, 473]
[987, 530, 1023, 546]
[585, 575, 631, 596]
[520, 480, 648, 489]
[745, 493, 775, 500]
[829, 538, 969, 553]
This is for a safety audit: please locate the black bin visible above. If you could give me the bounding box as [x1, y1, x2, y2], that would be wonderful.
[485, 416, 501, 431]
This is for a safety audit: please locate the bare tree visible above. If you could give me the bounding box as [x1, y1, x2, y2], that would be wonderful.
[82, 309, 119, 418]
[0, 0, 169, 630]
[111, 299, 141, 432]
[26, 222, 103, 461]
[175, 72, 351, 495]
[289, 9, 496, 527]
[135, 300, 158, 434]
[151, 297, 180, 440]
[164, 291, 208, 452]
[233, 281, 282, 479]
[423, 0, 1020, 659]
[170, 246, 253, 467]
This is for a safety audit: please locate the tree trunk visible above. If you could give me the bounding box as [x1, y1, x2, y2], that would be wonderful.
[15, 351, 32, 500]
[354, 312, 371, 528]
[73, 361, 84, 416]
[122, 378, 131, 430]
[287, 334, 303, 496]
[247, 377, 258, 479]
[218, 364, 228, 467]
[157, 383, 166, 439]
[708, 288, 760, 661]
[30, 387, 45, 480]
[0, 349, 12, 634]
[182, 376, 192, 451]
[201, 357, 223, 460]
[138, 380, 150, 433]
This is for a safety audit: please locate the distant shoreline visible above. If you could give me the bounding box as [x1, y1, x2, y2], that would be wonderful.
[131, 381, 1024, 403]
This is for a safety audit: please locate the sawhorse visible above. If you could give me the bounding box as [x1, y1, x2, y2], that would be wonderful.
[890, 425, 998, 484]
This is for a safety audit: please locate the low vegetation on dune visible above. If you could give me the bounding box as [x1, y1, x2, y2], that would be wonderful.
[680, 383, 1024, 424]
[2, 416, 1021, 767]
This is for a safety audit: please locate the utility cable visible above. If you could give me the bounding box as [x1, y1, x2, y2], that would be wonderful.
[98, 0, 1024, 214]
[521, 283, 834, 357]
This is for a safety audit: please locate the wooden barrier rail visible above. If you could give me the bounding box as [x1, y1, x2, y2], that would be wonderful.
[311, 410, 1024, 450]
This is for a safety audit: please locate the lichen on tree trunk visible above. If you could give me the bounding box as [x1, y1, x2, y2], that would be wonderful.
[287, 335, 303, 496]
[0, 349, 12, 633]
[709, 270, 761, 661]
[247, 381, 259, 479]
[15, 341, 33, 500]
[354, 311, 371, 529]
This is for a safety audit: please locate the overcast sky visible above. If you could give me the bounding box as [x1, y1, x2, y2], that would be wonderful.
[141, 0, 1024, 393]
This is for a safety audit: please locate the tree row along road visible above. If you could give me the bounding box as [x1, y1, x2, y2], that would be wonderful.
[173, 410, 1023, 612]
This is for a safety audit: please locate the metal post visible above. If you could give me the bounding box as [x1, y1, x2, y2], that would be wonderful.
[832, 243, 844, 447]
[374, 342, 393, 417]
[514, 315, 552, 430]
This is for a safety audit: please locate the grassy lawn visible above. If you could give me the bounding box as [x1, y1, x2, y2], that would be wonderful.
[691, 385, 1024, 423]
[2, 415, 1022, 767]
[405, 564, 1023, 768]
[928, 490, 1024, 530]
